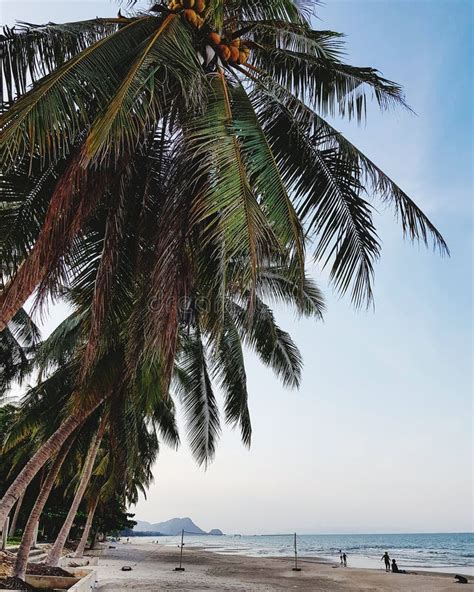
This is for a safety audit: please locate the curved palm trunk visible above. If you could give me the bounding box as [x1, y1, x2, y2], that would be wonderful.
[46, 417, 106, 567]
[8, 490, 25, 537]
[0, 398, 103, 527]
[14, 439, 74, 580]
[74, 497, 99, 558]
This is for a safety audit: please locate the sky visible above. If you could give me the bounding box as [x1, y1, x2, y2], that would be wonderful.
[2, 0, 473, 535]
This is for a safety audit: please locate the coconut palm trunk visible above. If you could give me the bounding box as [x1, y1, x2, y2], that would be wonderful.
[14, 439, 74, 580]
[8, 490, 25, 537]
[74, 497, 99, 558]
[46, 417, 106, 567]
[0, 398, 103, 527]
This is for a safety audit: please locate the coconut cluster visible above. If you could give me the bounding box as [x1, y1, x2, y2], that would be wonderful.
[168, 0, 251, 66]
[168, 0, 206, 28]
[209, 34, 250, 65]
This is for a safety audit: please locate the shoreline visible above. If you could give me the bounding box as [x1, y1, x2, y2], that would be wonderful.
[190, 547, 470, 578]
[93, 542, 472, 591]
[198, 549, 474, 577]
[125, 532, 474, 577]
[127, 535, 474, 577]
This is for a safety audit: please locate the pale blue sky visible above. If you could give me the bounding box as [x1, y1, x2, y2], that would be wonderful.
[2, 0, 472, 534]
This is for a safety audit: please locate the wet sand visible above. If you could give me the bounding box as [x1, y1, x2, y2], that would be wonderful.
[94, 542, 472, 591]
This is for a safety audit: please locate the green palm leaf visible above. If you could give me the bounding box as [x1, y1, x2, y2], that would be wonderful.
[229, 81, 305, 272]
[85, 14, 207, 165]
[0, 16, 158, 168]
[1, 18, 124, 101]
[257, 264, 325, 318]
[211, 312, 251, 446]
[230, 298, 302, 388]
[175, 329, 221, 466]
[186, 72, 280, 300]
[249, 44, 408, 119]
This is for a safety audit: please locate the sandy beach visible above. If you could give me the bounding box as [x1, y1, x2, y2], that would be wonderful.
[93, 542, 472, 591]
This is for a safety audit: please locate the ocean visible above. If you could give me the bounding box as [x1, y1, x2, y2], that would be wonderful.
[130, 532, 474, 576]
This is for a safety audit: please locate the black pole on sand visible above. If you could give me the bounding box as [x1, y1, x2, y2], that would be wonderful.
[174, 529, 185, 571]
[292, 532, 301, 571]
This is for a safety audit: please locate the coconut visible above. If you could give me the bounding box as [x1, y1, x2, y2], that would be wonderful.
[229, 46, 240, 62]
[183, 8, 198, 25]
[218, 44, 231, 61]
[237, 50, 249, 64]
[230, 39, 240, 48]
[183, 0, 195, 7]
[195, 0, 206, 13]
[209, 32, 221, 45]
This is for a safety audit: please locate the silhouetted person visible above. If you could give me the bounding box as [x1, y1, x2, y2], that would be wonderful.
[339, 549, 343, 566]
[343, 553, 347, 567]
[391, 559, 406, 574]
[381, 552, 390, 572]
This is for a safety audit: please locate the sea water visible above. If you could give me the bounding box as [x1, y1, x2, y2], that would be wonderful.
[133, 532, 473, 576]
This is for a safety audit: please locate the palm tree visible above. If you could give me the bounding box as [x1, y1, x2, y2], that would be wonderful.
[44, 365, 178, 566]
[0, 118, 326, 528]
[0, 1, 446, 329]
[13, 439, 75, 579]
[74, 411, 162, 558]
[0, 265, 316, 524]
[4, 348, 174, 575]
[3, 250, 315, 561]
[45, 414, 107, 566]
[1, 353, 102, 576]
[74, 497, 99, 559]
[0, 0, 447, 524]
[5, 383, 159, 576]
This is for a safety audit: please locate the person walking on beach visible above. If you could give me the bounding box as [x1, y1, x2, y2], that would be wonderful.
[339, 550, 343, 566]
[381, 551, 391, 572]
[342, 553, 347, 567]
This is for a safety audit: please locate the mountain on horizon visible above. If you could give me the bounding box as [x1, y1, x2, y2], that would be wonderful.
[133, 517, 222, 536]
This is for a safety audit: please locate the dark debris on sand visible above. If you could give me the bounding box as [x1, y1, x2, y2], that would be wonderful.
[0, 576, 35, 590]
[26, 564, 72, 577]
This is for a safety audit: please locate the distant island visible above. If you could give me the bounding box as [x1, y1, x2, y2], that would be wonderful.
[122, 517, 223, 537]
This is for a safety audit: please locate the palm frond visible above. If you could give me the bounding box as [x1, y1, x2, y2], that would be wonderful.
[257, 264, 325, 318]
[84, 15, 207, 165]
[230, 81, 305, 272]
[249, 45, 408, 120]
[211, 311, 251, 445]
[230, 298, 302, 388]
[7, 308, 41, 347]
[175, 329, 221, 466]
[34, 313, 83, 375]
[185, 72, 280, 302]
[234, 21, 344, 60]
[1, 18, 124, 101]
[0, 16, 158, 169]
[0, 157, 66, 280]
[246, 75, 448, 255]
